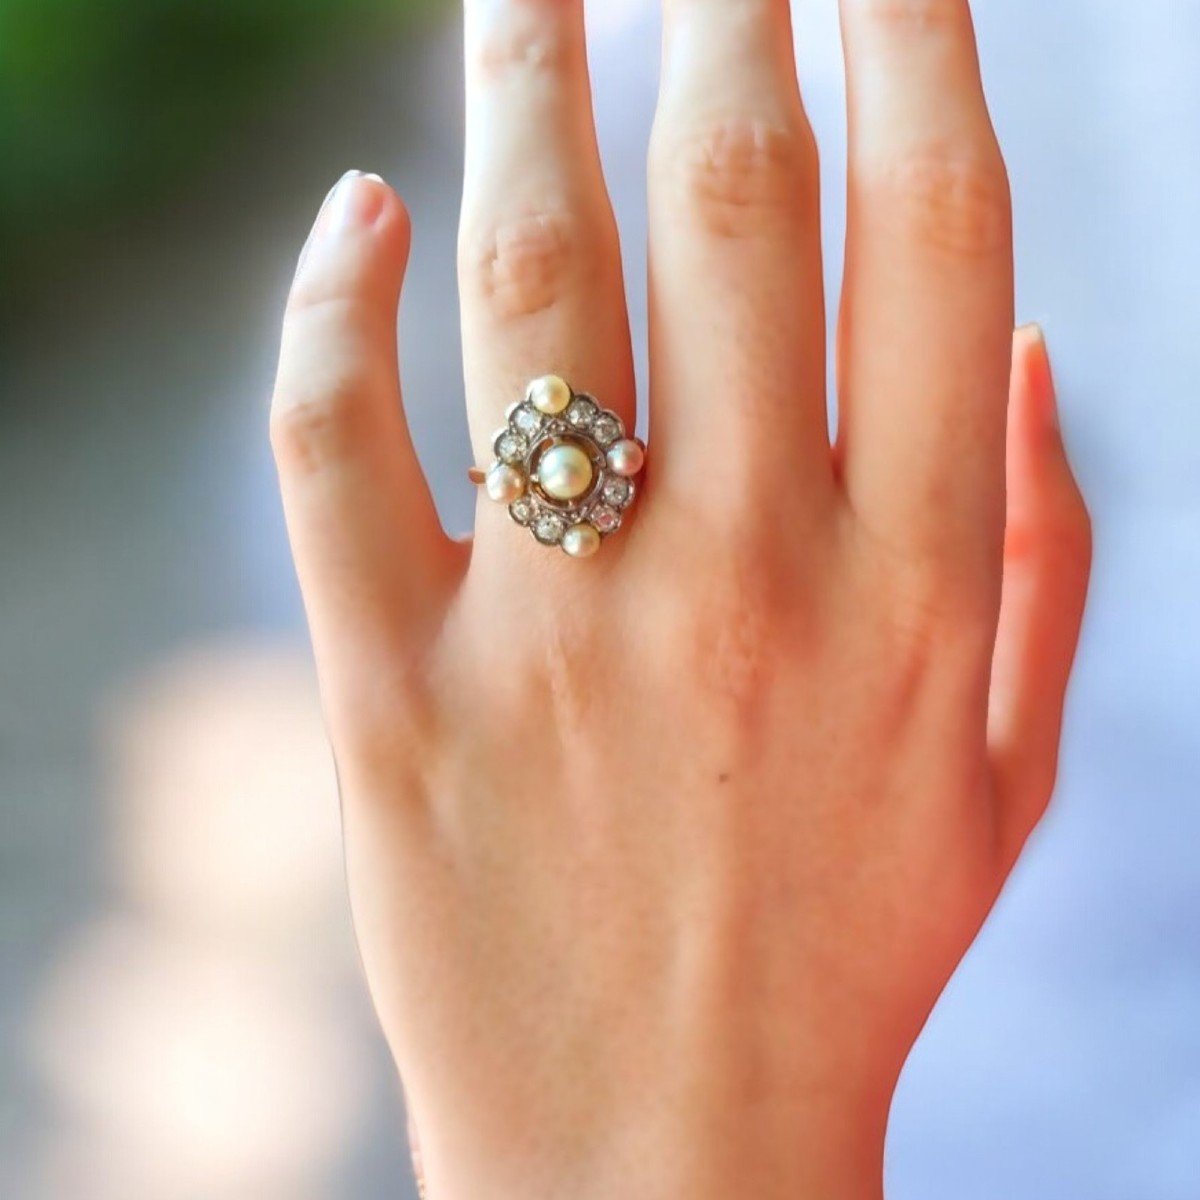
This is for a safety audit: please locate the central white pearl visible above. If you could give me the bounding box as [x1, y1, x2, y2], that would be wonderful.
[537, 443, 594, 502]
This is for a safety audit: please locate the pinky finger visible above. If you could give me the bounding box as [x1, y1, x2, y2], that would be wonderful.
[988, 325, 1092, 867]
[272, 173, 461, 697]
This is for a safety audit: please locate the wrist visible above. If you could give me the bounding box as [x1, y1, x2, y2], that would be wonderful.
[413, 1080, 890, 1200]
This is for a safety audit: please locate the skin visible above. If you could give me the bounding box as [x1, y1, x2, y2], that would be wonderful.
[271, 2, 1092, 1197]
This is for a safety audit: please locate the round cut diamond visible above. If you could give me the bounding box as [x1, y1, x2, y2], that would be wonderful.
[533, 512, 567, 544]
[513, 406, 543, 438]
[510, 496, 536, 525]
[591, 504, 620, 534]
[496, 432, 528, 463]
[601, 476, 631, 507]
[591, 415, 621, 446]
[566, 397, 597, 428]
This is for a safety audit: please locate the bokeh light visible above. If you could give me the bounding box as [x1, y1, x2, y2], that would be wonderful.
[105, 643, 343, 938]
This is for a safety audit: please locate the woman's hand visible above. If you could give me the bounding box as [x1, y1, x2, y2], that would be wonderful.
[271, 3, 1090, 1197]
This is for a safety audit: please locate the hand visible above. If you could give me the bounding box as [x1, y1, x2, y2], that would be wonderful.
[270, 3, 1091, 1197]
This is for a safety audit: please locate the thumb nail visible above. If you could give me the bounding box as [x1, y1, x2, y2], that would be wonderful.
[1018, 323, 1058, 431]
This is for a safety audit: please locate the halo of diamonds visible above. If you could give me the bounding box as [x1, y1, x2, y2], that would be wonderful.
[484, 377, 645, 556]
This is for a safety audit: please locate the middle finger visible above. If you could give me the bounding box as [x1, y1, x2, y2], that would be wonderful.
[648, 0, 831, 531]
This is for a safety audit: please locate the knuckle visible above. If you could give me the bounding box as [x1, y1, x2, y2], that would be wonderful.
[1055, 485, 1094, 572]
[876, 144, 1011, 261]
[653, 116, 817, 239]
[471, 11, 572, 83]
[458, 208, 600, 321]
[661, 550, 789, 716]
[270, 370, 377, 476]
[1008, 499, 1093, 578]
[854, 0, 967, 32]
[1017, 501, 1094, 571]
[283, 289, 382, 342]
[864, 569, 997, 729]
[887, 556, 1001, 656]
[850, 511, 1000, 652]
[1064, 503, 1095, 576]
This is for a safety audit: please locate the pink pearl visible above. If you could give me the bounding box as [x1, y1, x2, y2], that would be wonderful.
[606, 438, 644, 478]
[486, 463, 526, 504]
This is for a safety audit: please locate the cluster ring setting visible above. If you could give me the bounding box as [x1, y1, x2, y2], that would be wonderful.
[471, 375, 645, 558]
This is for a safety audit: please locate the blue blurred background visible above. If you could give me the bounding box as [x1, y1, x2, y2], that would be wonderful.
[1, 2, 1197, 1197]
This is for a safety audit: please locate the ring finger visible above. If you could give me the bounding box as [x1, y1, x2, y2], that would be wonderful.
[459, 0, 635, 546]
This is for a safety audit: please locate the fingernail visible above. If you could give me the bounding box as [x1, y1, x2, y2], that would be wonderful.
[1019, 322, 1058, 430]
[294, 171, 360, 279]
[327, 168, 388, 231]
[294, 171, 389, 283]
[313, 169, 361, 225]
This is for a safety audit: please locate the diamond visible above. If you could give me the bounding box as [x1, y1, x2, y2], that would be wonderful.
[510, 496, 536, 525]
[533, 512, 567, 544]
[591, 415, 621, 447]
[566, 397, 597, 428]
[496, 432, 528, 463]
[591, 504, 621, 534]
[512, 405, 543, 438]
[601, 476, 631, 507]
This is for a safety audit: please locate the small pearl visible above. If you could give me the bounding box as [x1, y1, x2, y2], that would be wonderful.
[528, 374, 572, 415]
[537, 443, 594, 501]
[562, 523, 601, 558]
[485, 463, 526, 504]
[606, 438, 645, 477]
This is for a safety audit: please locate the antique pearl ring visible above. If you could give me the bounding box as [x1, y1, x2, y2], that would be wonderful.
[468, 375, 646, 558]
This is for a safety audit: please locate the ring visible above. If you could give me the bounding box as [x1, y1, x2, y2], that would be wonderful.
[469, 375, 645, 558]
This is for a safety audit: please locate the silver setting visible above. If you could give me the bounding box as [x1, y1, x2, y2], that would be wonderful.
[480, 380, 644, 556]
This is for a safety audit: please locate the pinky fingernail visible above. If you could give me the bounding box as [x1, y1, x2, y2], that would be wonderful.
[328, 170, 388, 230]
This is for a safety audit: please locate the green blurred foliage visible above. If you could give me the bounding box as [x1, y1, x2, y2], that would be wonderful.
[0, 0, 438, 309]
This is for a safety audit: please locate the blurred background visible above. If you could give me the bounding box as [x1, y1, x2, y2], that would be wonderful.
[1, 2, 1197, 1197]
